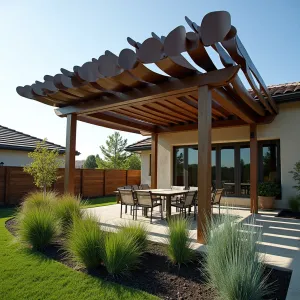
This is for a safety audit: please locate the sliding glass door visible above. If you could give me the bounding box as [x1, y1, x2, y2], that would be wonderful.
[173, 140, 280, 197]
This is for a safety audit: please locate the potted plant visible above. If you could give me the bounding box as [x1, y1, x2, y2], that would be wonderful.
[258, 182, 281, 209]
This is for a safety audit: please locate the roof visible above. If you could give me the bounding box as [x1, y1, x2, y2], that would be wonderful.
[0, 125, 80, 155]
[16, 11, 282, 135]
[249, 81, 300, 102]
[126, 138, 151, 152]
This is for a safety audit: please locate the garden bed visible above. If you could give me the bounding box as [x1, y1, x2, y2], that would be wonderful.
[6, 218, 292, 300]
[277, 209, 300, 219]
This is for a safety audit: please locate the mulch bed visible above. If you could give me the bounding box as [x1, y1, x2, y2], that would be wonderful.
[6, 218, 291, 300]
[277, 209, 300, 219]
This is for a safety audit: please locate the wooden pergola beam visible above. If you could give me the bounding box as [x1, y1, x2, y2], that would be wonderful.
[197, 85, 212, 243]
[55, 66, 240, 117]
[77, 115, 141, 134]
[64, 114, 77, 194]
[89, 112, 155, 133]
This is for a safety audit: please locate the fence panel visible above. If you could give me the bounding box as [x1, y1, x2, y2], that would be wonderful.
[0, 167, 140, 204]
[0, 167, 5, 204]
[6, 167, 37, 204]
[105, 170, 127, 195]
[82, 169, 104, 198]
[127, 170, 141, 186]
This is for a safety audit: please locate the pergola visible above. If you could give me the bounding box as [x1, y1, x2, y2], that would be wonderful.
[17, 11, 277, 243]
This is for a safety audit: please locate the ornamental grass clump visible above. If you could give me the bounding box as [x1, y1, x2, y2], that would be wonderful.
[102, 231, 142, 275]
[53, 194, 83, 231]
[203, 213, 271, 300]
[17, 207, 58, 251]
[119, 222, 148, 252]
[21, 191, 57, 213]
[65, 214, 103, 269]
[166, 216, 195, 266]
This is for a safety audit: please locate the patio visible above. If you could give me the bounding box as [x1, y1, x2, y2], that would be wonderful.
[86, 203, 300, 300]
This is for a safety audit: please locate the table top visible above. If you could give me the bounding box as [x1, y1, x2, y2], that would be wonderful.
[115, 189, 189, 196]
[223, 182, 250, 186]
[139, 189, 189, 196]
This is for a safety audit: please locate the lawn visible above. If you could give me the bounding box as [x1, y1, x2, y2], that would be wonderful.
[83, 196, 117, 208]
[0, 207, 156, 300]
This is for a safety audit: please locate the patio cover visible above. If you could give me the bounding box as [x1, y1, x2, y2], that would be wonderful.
[16, 11, 277, 242]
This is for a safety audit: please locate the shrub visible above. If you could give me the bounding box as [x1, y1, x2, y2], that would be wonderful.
[203, 213, 271, 300]
[17, 207, 58, 250]
[258, 182, 281, 197]
[103, 231, 141, 275]
[53, 194, 82, 230]
[166, 216, 195, 266]
[65, 214, 103, 269]
[289, 161, 300, 192]
[21, 191, 57, 212]
[119, 222, 148, 252]
[288, 195, 300, 212]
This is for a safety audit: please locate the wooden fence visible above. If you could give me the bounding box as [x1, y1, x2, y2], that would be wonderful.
[0, 167, 141, 205]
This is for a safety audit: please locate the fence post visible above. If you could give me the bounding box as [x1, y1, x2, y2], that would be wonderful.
[126, 170, 128, 185]
[103, 170, 106, 196]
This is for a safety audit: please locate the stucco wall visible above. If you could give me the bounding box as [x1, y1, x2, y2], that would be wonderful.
[0, 149, 65, 167]
[142, 102, 300, 209]
[140, 150, 151, 186]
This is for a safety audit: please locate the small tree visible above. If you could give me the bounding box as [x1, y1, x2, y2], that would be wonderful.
[289, 161, 300, 193]
[126, 153, 141, 170]
[97, 132, 129, 169]
[24, 140, 62, 196]
[83, 155, 97, 169]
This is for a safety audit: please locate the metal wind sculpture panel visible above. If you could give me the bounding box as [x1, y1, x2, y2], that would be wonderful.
[16, 11, 277, 116]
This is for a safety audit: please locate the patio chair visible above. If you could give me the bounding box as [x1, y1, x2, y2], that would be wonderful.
[172, 190, 197, 218]
[211, 188, 224, 215]
[132, 185, 139, 190]
[119, 190, 136, 220]
[193, 188, 219, 220]
[139, 183, 150, 190]
[135, 191, 163, 224]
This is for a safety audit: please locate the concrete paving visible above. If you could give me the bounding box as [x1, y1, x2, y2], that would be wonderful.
[85, 204, 300, 299]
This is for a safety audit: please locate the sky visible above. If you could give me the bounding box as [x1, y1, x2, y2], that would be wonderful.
[1, 0, 299, 160]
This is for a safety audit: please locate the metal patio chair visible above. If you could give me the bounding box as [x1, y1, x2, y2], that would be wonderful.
[135, 191, 163, 224]
[172, 190, 197, 218]
[119, 189, 136, 220]
[211, 188, 224, 215]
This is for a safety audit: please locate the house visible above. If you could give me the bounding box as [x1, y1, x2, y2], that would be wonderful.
[125, 82, 300, 209]
[15, 10, 299, 240]
[0, 125, 80, 167]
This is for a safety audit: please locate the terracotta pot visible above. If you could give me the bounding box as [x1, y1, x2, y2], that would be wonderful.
[258, 196, 275, 210]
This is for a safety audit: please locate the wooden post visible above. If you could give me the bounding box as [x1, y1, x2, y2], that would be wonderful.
[250, 124, 258, 213]
[151, 133, 158, 189]
[197, 85, 212, 244]
[64, 114, 77, 194]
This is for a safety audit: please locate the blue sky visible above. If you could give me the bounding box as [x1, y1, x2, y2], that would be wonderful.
[1, 0, 299, 159]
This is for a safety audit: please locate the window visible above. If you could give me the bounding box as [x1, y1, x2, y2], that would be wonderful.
[173, 140, 281, 198]
[174, 148, 185, 186]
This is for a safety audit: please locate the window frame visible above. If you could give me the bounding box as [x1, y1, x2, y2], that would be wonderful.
[173, 139, 281, 198]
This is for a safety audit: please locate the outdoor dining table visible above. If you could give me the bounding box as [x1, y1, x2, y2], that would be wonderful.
[137, 189, 190, 220]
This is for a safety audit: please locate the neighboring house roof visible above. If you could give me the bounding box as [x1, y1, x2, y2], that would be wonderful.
[126, 138, 151, 152]
[126, 81, 300, 152]
[250, 82, 300, 102]
[0, 125, 80, 155]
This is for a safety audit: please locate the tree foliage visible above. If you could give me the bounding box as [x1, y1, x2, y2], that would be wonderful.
[97, 132, 129, 169]
[126, 153, 141, 170]
[24, 140, 62, 194]
[83, 155, 97, 169]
